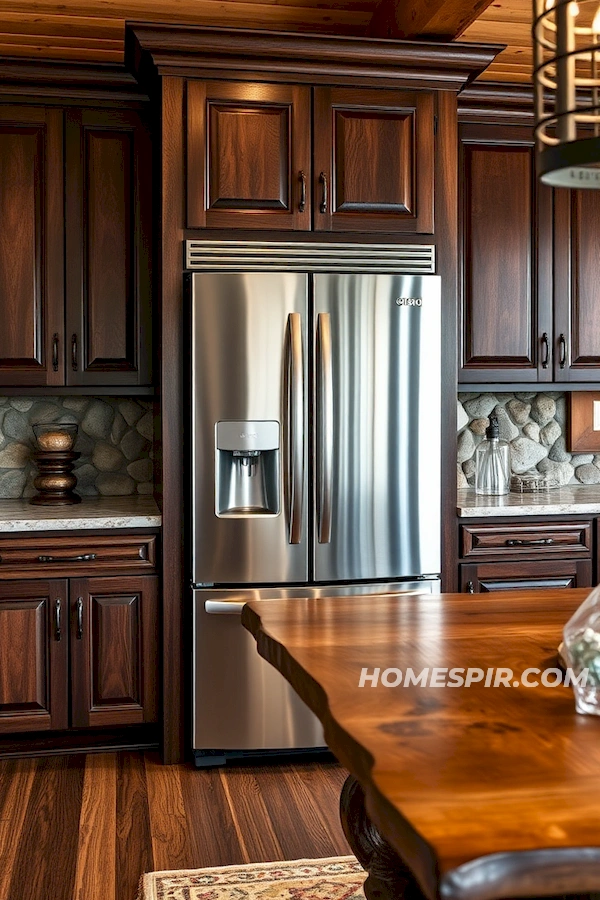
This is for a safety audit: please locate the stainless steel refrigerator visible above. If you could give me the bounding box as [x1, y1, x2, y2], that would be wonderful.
[189, 243, 441, 765]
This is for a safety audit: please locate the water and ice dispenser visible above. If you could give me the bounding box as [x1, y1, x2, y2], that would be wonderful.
[215, 421, 280, 516]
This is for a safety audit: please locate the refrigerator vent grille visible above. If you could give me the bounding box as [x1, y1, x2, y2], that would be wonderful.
[185, 241, 435, 273]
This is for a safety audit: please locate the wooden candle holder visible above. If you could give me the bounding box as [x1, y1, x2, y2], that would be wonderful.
[30, 450, 82, 506]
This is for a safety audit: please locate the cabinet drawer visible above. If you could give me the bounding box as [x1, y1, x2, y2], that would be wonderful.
[0, 534, 157, 579]
[460, 559, 593, 592]
[461, 521, 592, 559]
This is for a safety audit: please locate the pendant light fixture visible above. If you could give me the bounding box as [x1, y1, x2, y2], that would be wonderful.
[533, 0, 600, 186]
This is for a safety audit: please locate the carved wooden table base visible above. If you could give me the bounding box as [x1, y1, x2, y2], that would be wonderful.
[340, 775, 427, 900]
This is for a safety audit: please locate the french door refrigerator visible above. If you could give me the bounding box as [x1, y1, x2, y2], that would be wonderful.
[190, 245, 441, 765]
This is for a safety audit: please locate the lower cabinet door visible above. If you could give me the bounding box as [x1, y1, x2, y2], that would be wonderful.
[0, 579, 68, 733]
[460, 559, 593, 593]
[70, 575, 158, 728]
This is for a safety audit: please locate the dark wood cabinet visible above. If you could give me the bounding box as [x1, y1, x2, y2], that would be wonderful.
[186, 81, 435, 234]
[313, 87, 434, 233]
[0, 106, 64, 387]
[0, 579, 68, 733]
[0, 533, 159, 736]
[65, 108, 152, 387]
[70, 575, 158, 728]
[458, 124, 553, 383]
[458, 517, 594, 593]
[0, 104, 152, 389]
[187, 81, 311, 231]
[553, 187, 600, 382]
[460, 559, 593, 592]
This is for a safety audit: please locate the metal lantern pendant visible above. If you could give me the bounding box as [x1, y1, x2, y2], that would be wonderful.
[533, 0, 600, 186]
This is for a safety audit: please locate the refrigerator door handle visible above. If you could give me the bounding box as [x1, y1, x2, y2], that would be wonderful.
[205, 600, 246, 615]
[287, 312, 304, 544]
[317, 312, 333, 544]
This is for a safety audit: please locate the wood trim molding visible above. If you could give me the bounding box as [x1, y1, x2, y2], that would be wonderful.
[0, 59, 149, 104]
[125, 24, 503, 92]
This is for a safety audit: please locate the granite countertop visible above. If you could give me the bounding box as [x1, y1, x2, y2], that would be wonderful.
[0, 495, 161, 532]
[457, 485, 600, 517]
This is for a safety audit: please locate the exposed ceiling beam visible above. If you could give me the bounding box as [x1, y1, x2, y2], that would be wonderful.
[367, 0, 499, 40]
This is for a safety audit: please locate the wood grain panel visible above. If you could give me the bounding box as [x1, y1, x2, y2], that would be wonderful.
[73, 753, 117, 900]
[187, 80, 311, 230]
[0, 107, 63, 386]
[70, 575, 158, 728]
[566, 189, 600, 371]
[86, 129, 131, 364]
[0, 758, 36, 899]
[116, 751, 154, 900]
[464, 143, 532, 363]
[0, 580, 68, 733]
[65, 107, 152, 387]
[460, 558, 593, 591]
[0, 753, 349, 898]
[7, 755, 85, 900]
[313, 87, 434, 233]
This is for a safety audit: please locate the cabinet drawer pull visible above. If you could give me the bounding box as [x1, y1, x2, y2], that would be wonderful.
[52, 333, 60, 372]
[541, 332, 549, 369]
[76, 597, 84, 640]
[505, 538, 554, 546]
[466, 580, 475, 593]
[71, 333, 78, 371]
[298, 170, 306, 213]
[559, 333, 567, 368]
[54, 598, 61, 641]
[319, 171, 328, 214]
[38, 553, 97, 563]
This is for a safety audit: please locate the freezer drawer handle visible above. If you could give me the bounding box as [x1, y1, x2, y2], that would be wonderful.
[205, 600, 246, 615]
[317, 312, 333, 544]
[287, 312, 304, 544]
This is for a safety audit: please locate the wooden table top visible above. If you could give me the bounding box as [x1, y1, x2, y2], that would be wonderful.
[242, 588, 600, 900]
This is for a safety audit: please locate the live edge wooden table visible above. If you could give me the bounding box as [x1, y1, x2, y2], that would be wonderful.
[242, 588, 600, 900]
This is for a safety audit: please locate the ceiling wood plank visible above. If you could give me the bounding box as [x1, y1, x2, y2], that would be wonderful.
[367, 0, 499, 39]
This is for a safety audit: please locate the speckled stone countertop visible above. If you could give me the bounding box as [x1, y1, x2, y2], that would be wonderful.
[458, 485, 600, 517]
[0, 496, 161, 532]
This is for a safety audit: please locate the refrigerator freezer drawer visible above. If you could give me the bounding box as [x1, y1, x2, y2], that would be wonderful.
[192, 581, 440, 752]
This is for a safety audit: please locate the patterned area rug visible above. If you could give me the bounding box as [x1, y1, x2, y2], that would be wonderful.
[137, 855, 366, 900]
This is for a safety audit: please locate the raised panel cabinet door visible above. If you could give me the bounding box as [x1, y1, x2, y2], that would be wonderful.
[0, 579, 68, 733]
[460, 559, 592, 593]
[0, 106, 64, 387]
[458, 125, 553, 383]
[313, 87, 434, 233]
[65, 108, 152, 387]
[554, 187, 600, 381]
[69, 575, 158, 728]
[187, 81, 311, 230]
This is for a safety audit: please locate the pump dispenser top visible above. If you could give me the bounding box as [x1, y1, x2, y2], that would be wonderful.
[474, 413, 510, 496]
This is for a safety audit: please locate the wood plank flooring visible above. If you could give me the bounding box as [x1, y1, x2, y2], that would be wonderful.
[0, 752, 351, 900]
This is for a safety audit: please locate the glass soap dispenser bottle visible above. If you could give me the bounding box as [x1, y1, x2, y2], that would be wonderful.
[475, 413, 510, 496]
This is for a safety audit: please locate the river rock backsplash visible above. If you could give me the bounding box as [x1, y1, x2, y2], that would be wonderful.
[0, 397, 154, 499]
[458, 391, 596, 488]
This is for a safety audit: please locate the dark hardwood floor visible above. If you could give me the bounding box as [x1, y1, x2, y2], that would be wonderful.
[0, 751, 352, 900]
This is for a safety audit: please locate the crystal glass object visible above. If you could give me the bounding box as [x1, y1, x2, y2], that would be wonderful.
[33, 423, 78, 452]
[474, 414, 510, 496]
[562, 584, 600, 715]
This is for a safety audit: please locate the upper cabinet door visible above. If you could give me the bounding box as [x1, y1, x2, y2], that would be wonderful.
[313, 87, 434, 234]
[0, 106, 64, 387]
[187, 81, 311, 231]
[458, 124, 553, 383]
[553, 187, 600, 382]
[65, 108, 152, 387]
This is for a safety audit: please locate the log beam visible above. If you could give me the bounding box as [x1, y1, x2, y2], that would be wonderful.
[367, 0, 499, 40]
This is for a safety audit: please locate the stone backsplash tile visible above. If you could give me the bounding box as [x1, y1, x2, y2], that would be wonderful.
[457, 391, 598, 488]
[0, 397, 154, 499]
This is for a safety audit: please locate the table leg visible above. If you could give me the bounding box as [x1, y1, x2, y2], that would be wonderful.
[340, 775, 428, 900]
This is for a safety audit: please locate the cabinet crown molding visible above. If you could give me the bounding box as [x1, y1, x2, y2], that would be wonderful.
[124, 23, 503, 92]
